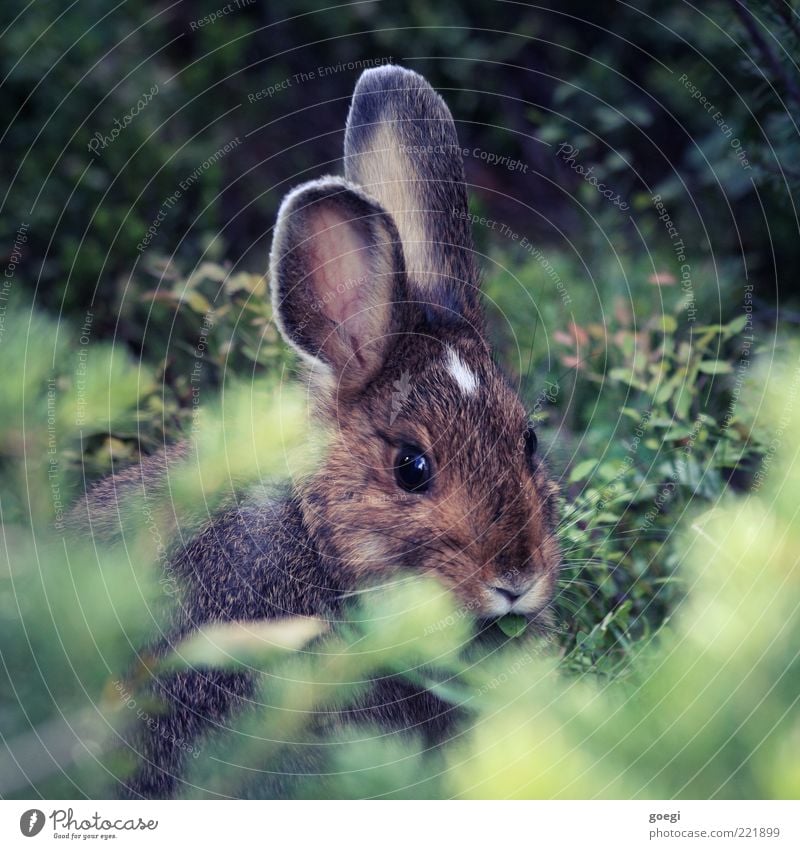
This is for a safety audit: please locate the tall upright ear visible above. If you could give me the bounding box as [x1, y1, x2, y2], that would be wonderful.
[269, 177, 405, 393]
[344, 65, 480, 324]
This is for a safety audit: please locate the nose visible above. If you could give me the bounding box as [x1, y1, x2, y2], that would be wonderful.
[491, 586, 522, 604]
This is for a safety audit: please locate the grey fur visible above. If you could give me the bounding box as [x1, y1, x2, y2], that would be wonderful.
[345, 65, 480, 322]
[269, 176, 406, 391]
[77, 65, 560, 799]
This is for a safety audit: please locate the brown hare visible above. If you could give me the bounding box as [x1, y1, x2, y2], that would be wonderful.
[82, 65, 560, 798]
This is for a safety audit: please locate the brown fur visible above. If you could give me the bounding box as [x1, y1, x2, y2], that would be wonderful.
[298, 322, 560, 617]
[80, 66, 561, 798]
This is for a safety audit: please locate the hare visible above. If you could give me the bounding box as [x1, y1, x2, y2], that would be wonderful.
[85, 65, 561, 797]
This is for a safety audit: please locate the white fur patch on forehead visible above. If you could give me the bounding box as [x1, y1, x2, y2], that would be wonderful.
[445, 346, 479, 395]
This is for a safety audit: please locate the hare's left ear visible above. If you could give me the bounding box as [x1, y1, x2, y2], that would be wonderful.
[344, 66, 480, 325]
[269, 177, 406, 393]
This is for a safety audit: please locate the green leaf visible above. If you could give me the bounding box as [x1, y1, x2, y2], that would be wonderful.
[674, 387, 692, 419]
[661, 314, 678, 334]
[497, 615, 528, 638]
[654, 379, 676, 405]
[160, 617, 328, 672]
[182, 290, 213, 314]
[698, 360, 733, 375]
[569, 459, 599, 482]
[609, 367, 646, 390]
[725, 314, 748, 334]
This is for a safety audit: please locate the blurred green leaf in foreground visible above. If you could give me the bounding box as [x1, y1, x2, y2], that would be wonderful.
[0, 302, 797, 799]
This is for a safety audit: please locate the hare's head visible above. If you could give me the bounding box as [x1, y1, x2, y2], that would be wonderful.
[270, 66, 560, 622]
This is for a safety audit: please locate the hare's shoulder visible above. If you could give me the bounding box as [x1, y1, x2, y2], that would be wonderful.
[173, 492, 341, 625]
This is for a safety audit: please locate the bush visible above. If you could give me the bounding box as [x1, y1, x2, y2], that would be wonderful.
[0, 299, 793, 798]
[1, 0, 797, 801]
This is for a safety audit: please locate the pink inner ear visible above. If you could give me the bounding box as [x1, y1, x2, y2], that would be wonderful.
[307, 207, 371, 333]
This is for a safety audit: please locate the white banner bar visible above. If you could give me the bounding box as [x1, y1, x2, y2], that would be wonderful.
[1, 800, 798, 848]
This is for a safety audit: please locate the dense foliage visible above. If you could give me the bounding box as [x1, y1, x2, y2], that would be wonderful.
[0, 0, 797, 799]
[0, 306, 797, 798]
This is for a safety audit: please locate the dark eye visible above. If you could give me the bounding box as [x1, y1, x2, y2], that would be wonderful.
[394, 444, 433, 493]
[524, 423, 538, 462]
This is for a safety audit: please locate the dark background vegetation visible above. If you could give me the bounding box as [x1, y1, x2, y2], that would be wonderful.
[4, 1, 799, 326]
[1, 0, 798, 799]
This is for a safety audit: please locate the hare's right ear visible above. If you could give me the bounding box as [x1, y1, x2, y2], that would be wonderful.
[345, 66, 480, 325]
[270, 177, 405, 393]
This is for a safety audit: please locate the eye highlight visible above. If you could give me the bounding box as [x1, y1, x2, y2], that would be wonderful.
[394, 444, 433, 493]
